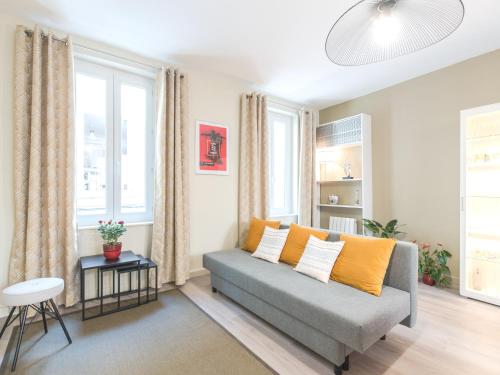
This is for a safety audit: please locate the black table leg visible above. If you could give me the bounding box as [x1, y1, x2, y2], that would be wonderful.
[146, 266, 150, 303]
[118, 272, 121, 308]
[81, 268, 85, 321]
[155, 266, 158, 301]
[137, 260, 141, 305]
[129, 271, 132, 293]
[100, 269, 104, 315]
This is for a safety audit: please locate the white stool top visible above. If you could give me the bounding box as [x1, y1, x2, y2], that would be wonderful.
[2, 278, 64, 306]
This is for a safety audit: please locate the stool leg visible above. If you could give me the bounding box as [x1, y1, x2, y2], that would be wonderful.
[0, 306, 16, 339]
[40, 302, 48, 334]
[11, 306, 28, 372]
[48, 299, 72, 345]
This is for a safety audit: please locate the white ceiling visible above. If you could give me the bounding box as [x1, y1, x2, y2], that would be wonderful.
[1, 0, 500, 109]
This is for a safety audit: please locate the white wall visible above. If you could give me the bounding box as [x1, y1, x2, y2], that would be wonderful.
[0, 13, 255, 316]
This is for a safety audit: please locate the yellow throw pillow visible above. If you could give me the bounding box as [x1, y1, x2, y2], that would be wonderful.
[279, 224, 329, 266]
[242, 217, 281, 252]
[331, 234, 396, 296]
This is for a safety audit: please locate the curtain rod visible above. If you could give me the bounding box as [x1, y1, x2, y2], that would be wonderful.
[23, 29, 184, 77]
[245, 94, 310, 114]
[268, 98, 309, 114]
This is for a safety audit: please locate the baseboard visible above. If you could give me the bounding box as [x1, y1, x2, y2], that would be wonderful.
[190, 268, 209, 278]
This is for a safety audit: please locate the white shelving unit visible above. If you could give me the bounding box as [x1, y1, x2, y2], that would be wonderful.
[316, 114, 372, 234]
[460, 103, 500, 306]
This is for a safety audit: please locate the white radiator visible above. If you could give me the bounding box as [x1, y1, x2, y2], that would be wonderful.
[329, 216, 357, 234]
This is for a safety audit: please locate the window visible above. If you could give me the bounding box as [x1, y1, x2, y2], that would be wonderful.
[75, 59, 154, 225]
[268, 107, 299, 218]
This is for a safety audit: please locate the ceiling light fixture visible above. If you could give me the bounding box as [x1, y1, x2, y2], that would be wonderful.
[325, 0, 465, 66]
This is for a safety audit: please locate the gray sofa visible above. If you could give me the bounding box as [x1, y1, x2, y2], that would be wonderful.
[203, 230, 417, 375]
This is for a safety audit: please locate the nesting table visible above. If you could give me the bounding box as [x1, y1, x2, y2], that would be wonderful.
[79, 251, 158, 321]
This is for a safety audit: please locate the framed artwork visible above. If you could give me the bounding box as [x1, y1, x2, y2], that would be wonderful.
[195, 120, 229, 175]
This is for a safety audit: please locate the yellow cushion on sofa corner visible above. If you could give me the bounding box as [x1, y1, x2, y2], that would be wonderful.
[279, 224, 329, 266]
[242, 217, 281, 252]
[331, 234, 396, 296]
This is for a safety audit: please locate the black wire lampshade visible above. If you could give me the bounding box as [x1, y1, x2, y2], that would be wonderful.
[325, 0, 465, 66]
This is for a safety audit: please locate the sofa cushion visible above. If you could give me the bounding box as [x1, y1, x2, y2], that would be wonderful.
[293, 237, 345, 283]
[251, 227, 289, 263]
[331, 234, 396, 296]
[242, 217, 281, 252]
[203, 249, 411, 353]
[279, 224, 329, 266]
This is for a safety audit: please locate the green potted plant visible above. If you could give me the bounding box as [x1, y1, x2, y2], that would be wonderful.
[362, 219, 406, 238]
[417, 242, 452, 287]
[97, 220, 127, 260]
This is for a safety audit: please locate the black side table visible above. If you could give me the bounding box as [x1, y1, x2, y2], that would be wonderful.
[79, 251, 141, 321]
[115, 255, 158, 306]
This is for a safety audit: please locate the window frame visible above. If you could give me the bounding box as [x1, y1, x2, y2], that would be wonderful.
[74, 58, 155, 226]
[267, 106, 300, 220]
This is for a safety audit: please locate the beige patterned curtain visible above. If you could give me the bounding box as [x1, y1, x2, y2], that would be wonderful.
[9, 26, 79, 306]
[151, 69, 190, 286]
[238, 93, 269, 244]
[298, 109, 320, 227]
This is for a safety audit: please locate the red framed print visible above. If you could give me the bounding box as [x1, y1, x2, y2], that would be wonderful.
[195, 121, 229, 175]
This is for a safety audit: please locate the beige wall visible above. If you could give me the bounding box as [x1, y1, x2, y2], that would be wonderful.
[320, 49, 500, 285]
[0, 13, 254, 316]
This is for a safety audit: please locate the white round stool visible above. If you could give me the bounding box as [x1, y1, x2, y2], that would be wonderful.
[0, 278, 72, 372]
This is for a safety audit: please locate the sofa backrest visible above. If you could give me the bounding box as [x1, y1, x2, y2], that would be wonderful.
[326, 231, 418, 328]
[277, 224, 417, 327]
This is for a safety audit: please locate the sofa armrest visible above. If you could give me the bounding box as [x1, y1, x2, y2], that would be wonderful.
[384, 240, 418, 327]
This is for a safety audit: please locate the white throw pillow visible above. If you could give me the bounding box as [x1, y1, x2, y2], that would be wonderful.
[294, 236, 345, 283]
[251, 226, 289, 263]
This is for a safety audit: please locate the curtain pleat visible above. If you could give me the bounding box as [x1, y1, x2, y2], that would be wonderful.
[9, 26, 79, 306]
[299, 109, 320, 228]
[151, 69, 190, 286]
[238, 94, 269, 244]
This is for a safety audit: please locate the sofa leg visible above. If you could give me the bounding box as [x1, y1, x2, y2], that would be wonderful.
[334, 364, 343, 375]
[211, 287, 217, 293]
[381, 335, 386, 341]
[342, 355, 350, 371]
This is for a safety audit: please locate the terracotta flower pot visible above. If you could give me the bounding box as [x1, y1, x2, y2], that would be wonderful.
[103, 242, 122, 261]
[422, 273, 435, 286]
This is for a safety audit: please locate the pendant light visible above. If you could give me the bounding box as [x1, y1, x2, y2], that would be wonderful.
[325, 0, 465, 66]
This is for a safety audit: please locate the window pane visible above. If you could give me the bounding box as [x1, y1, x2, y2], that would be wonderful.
[120, 84, 147, 214]
[272, 120, 286, 210]
[268, 109, 299, 218]
[75, 73, 107, 216]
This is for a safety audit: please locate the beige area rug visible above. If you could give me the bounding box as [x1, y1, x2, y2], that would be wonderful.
[0, 290, 274, 375]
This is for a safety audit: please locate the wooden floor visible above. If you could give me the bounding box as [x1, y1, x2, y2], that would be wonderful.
[181, 275, 500, 375]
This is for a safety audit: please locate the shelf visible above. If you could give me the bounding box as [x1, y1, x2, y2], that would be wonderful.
[467, 232, 500, 241]
[466, 256, 500, 265]
[467, 161, 500, 169]
[318, 204, 362, 209]
[318, 178, 362, 184]
[467, 195, 500, 199]
[466, 133, 500, 141]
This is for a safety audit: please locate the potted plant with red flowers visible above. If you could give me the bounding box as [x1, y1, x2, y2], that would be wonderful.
[97, 220, 127, 260]
[416, 242, 452, 287]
